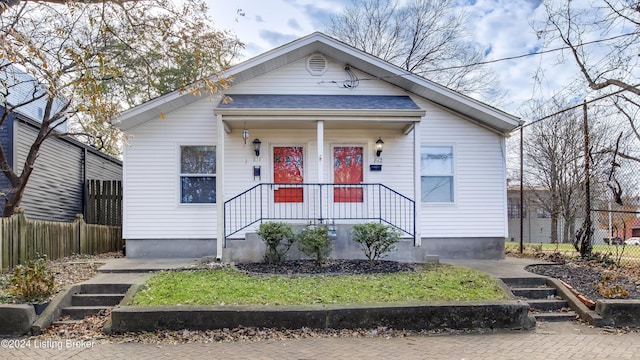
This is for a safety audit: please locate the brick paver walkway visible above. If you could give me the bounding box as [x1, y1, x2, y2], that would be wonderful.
[2, 323, 639, 359]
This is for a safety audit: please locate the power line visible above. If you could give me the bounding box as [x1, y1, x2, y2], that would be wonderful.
[517, 83, 640, 130]
[424, 33, 636, 72]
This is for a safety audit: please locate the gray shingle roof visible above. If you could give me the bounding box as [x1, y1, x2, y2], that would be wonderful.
[217, 95, 420, 110]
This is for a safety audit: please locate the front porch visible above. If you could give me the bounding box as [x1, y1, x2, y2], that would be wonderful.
[222, 182, 435, 263]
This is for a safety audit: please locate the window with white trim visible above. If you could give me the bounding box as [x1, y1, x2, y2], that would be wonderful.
[180, 146, 216, 203]
[421, 146, 454, 203]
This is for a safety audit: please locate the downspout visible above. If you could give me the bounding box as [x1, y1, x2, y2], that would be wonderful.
[82, 148, 88, 221]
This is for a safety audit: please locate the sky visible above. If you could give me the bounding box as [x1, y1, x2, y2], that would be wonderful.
[204, 0, 585, 115]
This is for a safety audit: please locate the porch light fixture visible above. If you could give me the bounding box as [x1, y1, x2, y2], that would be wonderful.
[375, 137, 384, 157]
[252, 138, 262, 157]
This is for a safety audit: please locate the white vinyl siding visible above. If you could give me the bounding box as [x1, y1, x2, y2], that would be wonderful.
[123, 97, 218, 239]
[230, 57, 407, 96]
[121, 52, 508, 242]
[414, 98, 507, 238]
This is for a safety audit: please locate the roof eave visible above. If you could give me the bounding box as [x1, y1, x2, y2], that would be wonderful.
[214, 108, 426, 118]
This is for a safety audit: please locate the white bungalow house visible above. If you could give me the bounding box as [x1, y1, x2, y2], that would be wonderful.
[115, 32, 522, 261]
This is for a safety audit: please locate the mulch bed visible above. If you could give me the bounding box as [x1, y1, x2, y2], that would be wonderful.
[526, 262, 640, 301]
[235, 259, 417, 275]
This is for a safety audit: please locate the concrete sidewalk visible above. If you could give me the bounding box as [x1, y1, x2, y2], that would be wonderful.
[3, 322, 638, 359]
[84, 256, 552, 289]
[444, 257, 554, 279]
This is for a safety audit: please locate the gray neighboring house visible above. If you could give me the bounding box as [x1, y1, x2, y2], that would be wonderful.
[0, 65, 122, 223]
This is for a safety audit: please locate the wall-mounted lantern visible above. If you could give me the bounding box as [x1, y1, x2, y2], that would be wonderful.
[252, 138, 262, 157]
[375, 137, 384, 157]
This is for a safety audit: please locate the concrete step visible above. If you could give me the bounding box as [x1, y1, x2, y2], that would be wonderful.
[61, 306, 110, 320]
[526, 299, 569, 312]
[512, 287, 557, 299]
[534, 312, 578, 322]
[72, 294, 124, 307]
[79, 283, 131, 294]
[51, 319, 83, 327]
[501, 277, 548, 288]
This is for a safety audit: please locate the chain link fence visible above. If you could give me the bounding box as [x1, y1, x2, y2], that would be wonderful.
[507, 95, 640, 263]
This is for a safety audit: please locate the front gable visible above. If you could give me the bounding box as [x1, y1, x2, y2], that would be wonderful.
[116, 32, 521, 134]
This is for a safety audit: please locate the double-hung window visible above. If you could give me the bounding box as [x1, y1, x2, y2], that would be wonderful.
[420, 146, 454, 203]
[180, 146, 216, 204]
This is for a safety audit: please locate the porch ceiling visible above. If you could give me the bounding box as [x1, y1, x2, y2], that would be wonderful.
[222, 117, 417, 131]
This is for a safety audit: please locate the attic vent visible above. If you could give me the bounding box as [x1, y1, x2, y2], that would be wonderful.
[306, 54, 327, 76]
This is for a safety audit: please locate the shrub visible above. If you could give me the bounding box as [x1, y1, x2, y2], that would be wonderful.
[298, 224, 332, 266]
[351, 223, 400, 262]
[256, 222, 295, 265]
[8, 255, 56, 303]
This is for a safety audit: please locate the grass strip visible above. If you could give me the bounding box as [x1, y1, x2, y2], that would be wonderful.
[131, 264, 508, 306]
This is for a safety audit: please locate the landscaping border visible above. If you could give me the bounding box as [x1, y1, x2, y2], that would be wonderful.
[108, 300, 535, 333]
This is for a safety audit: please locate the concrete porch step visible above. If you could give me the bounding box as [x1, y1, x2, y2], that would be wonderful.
[50, 319, 83, 327]
[501, 277, 548, 288]
[511, 287, 557, 299]
[79, 283, 131, 294]
[526, 299, 569, 312]
[61, 306, 110, 320]
[500, 276, 578, 323]
[533, 312, 578, 322]
[72, 294, 124, 307]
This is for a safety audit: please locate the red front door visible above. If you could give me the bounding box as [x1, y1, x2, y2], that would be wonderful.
[273, 146, 303, 203]
[333, 146, 363, 202]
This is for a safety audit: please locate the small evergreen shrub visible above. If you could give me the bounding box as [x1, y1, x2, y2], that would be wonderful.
[298, 224, 332, 266]
[9, 255, 56, 303]
[351, 223, 400, 262]
[256, 222, 295, 265]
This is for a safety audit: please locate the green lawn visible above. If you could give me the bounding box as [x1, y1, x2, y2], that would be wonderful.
[131, 264, 508, 306]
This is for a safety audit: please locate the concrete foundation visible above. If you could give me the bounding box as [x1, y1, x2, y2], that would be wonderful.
[125, 239, 217, 258]
[420, 237, 506, 260]
[125, 226, 504, 261]
[224, 224, 438, 263]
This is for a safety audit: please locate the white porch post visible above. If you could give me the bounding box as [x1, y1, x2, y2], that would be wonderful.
[413, 120, 422, 246]
[317, 120, 324, 183]
[216, 114, 225, 260]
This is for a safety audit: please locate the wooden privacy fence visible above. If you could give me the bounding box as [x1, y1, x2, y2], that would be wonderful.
[86, 180, 122, 226]
[0, 209, 122, 270]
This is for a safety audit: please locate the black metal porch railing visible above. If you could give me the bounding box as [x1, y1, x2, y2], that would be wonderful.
[223, 183, 415, 244]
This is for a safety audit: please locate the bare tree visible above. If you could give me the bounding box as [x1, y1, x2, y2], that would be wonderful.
[538, 1, 640, 96]
[326, 0, 502, 100]
[0, 0, 243, 216]
[537, 1, 640, 162]
[521, 98, 610, 245]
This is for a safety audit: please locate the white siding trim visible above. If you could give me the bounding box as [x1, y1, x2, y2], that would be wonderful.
[413, 122, 421, 246]
[500, 137, 508, 238]
[317, 121, 324, 183]
[217, 114, 224, 259]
